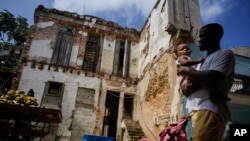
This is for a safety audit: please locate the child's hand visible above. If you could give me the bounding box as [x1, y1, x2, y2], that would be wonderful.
[198, 58, 205, 63]
[181, 114, 191, 119]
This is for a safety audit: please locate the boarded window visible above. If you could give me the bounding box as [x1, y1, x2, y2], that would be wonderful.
[41, 81, 64, 108]
[50, 25, 75, 67]
[75, 87, 95, 109]
[113, 39, 131, 77]
[71, 87, 95, 140]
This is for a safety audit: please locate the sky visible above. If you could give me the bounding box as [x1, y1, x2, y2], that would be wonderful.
[0, 0, 250, 49]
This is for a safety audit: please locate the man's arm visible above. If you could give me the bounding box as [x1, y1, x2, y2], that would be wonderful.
[177, 66, 225, 86]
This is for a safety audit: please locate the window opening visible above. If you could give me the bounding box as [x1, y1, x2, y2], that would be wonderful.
[82, 34, 100, 72]
[41, 81, 64, 108]
[50, 25, 75, 67]
[46, 83, 62, 97]
[113, 40, 130, 77]
[118, 42, 125, 71]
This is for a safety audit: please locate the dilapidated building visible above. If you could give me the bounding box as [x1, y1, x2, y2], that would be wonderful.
[12, 0, 201, 140]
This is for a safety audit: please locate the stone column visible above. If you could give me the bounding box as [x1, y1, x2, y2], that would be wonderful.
[116, 92, 124, 141]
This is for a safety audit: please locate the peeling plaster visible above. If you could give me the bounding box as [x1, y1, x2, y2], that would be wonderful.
[170, 81, 180, 123]
[89, 18, 97, 27]
[79, 30, 88, 36]
[30, 40, 53, 58]
[37, 21, 54, 28]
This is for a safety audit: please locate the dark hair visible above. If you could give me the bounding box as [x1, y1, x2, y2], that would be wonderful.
[201, 23, 224, 40]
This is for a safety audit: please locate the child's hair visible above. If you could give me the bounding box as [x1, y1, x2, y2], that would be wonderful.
[172, 45, 178, 59]
[173, 45, 178, 54]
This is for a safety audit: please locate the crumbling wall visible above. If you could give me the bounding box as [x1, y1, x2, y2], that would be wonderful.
[135, 0, 202, 140]
[137, 51, 181, 140]
[15, 5, 141, 141]
[231, 46, 250, 57]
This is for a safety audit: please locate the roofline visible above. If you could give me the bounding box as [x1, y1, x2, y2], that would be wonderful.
[34, 5, 140, 37]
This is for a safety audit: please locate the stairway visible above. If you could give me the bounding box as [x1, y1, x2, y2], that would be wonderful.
[123, 119, 146, 141]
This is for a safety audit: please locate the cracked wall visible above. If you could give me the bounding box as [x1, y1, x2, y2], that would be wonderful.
[135, 0, 201, 140]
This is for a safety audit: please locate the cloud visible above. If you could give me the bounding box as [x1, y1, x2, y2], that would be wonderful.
[53, 0, 157, 28]
[199, 0, 233, 22]
[53, 0, 235, 28]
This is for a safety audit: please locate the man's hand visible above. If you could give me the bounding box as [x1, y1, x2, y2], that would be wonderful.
[177, 66, 192, 75]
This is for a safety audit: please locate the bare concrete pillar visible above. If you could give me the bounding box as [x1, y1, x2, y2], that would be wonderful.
[116, 92, 124, 141]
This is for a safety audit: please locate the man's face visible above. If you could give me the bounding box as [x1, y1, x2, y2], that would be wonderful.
[197, 27, 210, 51]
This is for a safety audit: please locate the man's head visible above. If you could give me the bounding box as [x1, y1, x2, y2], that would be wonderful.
[198, 23, 223, 51]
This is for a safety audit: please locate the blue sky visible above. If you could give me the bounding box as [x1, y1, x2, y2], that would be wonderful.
[1, 0, 249, 49]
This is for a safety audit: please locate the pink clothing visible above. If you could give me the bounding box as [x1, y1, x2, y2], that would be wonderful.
[177, 56, 201, 96]
[140, 138, 152, 141]
[178, 74, 189, 93]
[159, 118, 188, 141]
[140, 118, 188, 141]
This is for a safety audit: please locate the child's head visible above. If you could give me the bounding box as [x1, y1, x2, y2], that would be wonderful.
[174, 43, 192, 57]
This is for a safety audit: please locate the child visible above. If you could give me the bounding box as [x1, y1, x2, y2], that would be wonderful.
[174, 43, 204, 97]
[175, 43, 230, 101]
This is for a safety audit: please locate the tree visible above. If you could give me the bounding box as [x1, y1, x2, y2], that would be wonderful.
[0, 10, 29, 94]
[0, 9, 29, 72]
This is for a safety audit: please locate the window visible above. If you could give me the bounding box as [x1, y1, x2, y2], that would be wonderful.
[75, 87, 95, 109]
[50, 25, 75, 67]
[41, 81, 64, 108]
[118, 42, 125, 72]
[82, 33, 103, 72]
[113, 39, 131, 77]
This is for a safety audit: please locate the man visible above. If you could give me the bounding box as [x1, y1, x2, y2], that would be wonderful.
[27, 88, 35, 97]
[177, 23, 235, 141]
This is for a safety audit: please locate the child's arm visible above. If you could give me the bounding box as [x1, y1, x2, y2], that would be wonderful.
[178, 56, 204, 66]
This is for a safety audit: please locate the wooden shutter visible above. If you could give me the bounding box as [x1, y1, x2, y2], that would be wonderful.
[113, 40, 120, 75]
[123, 40, 131, 78]
[51, 25, 75, 67]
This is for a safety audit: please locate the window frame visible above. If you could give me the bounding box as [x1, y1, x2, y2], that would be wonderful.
[82, 33, 103, 73]
[113, 39, 131, 77]
[50, 25, 75, 67]
[41, 81, 64, 108]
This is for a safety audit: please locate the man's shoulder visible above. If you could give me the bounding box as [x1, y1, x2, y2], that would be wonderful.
[219, 49, 234, 55]
[214, 49, 234, 58]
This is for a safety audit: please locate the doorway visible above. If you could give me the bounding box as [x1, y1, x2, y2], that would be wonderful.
[123, 94, 134, 119]
[103, 91, 120, 139]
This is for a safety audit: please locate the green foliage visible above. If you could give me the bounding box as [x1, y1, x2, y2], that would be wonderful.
[0, 9, 29, 72]
[0, 9, 29, 46]
[0, 50, 18, 72]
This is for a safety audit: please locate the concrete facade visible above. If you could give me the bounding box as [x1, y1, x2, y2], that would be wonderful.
[14, 0, 202, 141]
[231, 46, 250, 58]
